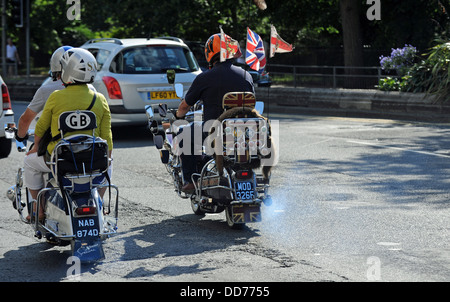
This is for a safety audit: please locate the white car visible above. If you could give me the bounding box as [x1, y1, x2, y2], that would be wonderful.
[80, 37, 202, 126]
[0, 75, 14, 158]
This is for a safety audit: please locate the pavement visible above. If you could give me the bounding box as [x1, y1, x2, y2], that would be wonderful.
[255, 86, 450, 123]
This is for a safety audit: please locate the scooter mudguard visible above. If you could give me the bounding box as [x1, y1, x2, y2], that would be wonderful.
[73, 238, 105, 263]
[231, 204, 261, 223]
[72, 215, 104, 262]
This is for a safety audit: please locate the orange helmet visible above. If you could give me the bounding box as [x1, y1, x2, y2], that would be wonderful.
[204, 33, 221, 65]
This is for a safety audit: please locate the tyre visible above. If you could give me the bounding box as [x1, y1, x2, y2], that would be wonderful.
[190, 196, 205, 216]
[0, 137, 12, 158]
[225, 206, 244, 230]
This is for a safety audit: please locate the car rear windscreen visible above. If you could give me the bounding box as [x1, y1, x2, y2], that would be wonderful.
[109, 46, 200, 74]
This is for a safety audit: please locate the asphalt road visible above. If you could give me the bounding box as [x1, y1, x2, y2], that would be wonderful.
[1, 102, 449, 286]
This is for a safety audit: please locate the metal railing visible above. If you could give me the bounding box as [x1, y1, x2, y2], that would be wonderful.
[266, 64, 389, 89]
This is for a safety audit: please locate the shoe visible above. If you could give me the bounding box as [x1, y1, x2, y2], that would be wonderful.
[26, 199, 45, 222]
[181, 182, 195, 193]
[26, 213, 45, 223]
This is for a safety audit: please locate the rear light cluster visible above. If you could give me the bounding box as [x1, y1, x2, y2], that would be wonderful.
[75, 206, 97, 216]
[2, 83, 12, 110]
[236, 170, 253, 179]
[102, 76, 123, 99]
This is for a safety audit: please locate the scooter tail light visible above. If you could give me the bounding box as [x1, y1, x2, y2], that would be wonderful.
[75, 206, 97, 216]
[102, 76, 123, 99]
[236, 170, 253, 179]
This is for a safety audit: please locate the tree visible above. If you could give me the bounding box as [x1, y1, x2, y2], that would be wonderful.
[8, 0, 450, 70]
[339, 0, 364, 68]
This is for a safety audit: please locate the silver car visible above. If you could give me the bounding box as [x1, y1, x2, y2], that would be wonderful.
[81, 37, 202, 126]
[0, 75, 14, 158]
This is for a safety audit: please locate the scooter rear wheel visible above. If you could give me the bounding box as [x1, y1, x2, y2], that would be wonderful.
[225, 206, 244, 230]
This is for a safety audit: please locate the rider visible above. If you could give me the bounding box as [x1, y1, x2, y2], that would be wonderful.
[23, 48, 113, 221]
[175, 33, 255, 192]
[15, 46, 73, 142]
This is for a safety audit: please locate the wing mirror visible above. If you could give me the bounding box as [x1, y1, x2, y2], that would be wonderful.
[166, 69, 175, 84]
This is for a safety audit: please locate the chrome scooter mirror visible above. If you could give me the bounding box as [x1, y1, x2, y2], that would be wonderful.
[174, 83, 183, 98]
[145, 105, 154, 120]
[255, 101, 264, 115]
[4, 123, 15, 139]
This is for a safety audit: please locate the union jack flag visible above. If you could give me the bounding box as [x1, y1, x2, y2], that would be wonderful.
[246, 27, 266, 72]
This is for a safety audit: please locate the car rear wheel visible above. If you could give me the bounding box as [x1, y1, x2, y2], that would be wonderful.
[0, 137, 12, 158]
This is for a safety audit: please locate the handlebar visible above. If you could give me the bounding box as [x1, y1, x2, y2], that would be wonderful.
[168, 108, 178, 117]
[4, 126, 34, 152]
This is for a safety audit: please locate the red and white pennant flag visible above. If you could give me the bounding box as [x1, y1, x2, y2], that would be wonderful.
[270, 25, 294, 58]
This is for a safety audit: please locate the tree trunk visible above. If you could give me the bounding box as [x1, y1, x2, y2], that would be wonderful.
[340, 0, 364, 87]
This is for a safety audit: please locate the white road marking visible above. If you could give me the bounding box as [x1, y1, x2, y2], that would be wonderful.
[347, 140, 450, 158]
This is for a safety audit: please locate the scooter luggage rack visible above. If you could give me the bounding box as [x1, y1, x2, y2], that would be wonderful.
[97, 183, 120, 236]
[48, 135, 110, 187]
[191, 158, 233, 198]
[221, 117, 268, 165]
[255, 174, 270, 192]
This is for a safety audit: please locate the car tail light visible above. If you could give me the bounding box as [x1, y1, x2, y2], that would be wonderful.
[102, 76, 123, 99]
[75, 206, 97, 216]
[2, 83, 12, 110]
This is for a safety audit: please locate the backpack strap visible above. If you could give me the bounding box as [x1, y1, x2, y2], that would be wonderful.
[86, 92, 97, 110]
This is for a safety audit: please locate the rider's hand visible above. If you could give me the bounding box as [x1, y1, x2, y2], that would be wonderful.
[26, 145, 38, 156]
[174, 110, 184, 120]
[14, 128, 29, 142]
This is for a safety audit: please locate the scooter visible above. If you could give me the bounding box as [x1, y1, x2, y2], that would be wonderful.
[5, 110, 119, 262]
[145, 70, 274, 229]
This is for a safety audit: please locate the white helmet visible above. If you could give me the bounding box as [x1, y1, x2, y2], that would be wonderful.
[50, 46, 72, 80]
[60, 48, 97, 85]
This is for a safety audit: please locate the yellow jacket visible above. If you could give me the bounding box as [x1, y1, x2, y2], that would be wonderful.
[35, 84, 113, 154]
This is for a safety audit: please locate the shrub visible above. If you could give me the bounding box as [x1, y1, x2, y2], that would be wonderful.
[407, 41, 450, 102]
[377, 42, 450, 102]
[379, 45, 418, 76]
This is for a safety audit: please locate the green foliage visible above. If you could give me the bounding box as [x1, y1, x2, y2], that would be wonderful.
[407, 41, 450, 102]
[378, 77, 400, 92]
[378, 41, 450, 102]
[377, 75, 410, 92]
[375, 1, 450, 101]
[5, 0, 450, 71]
